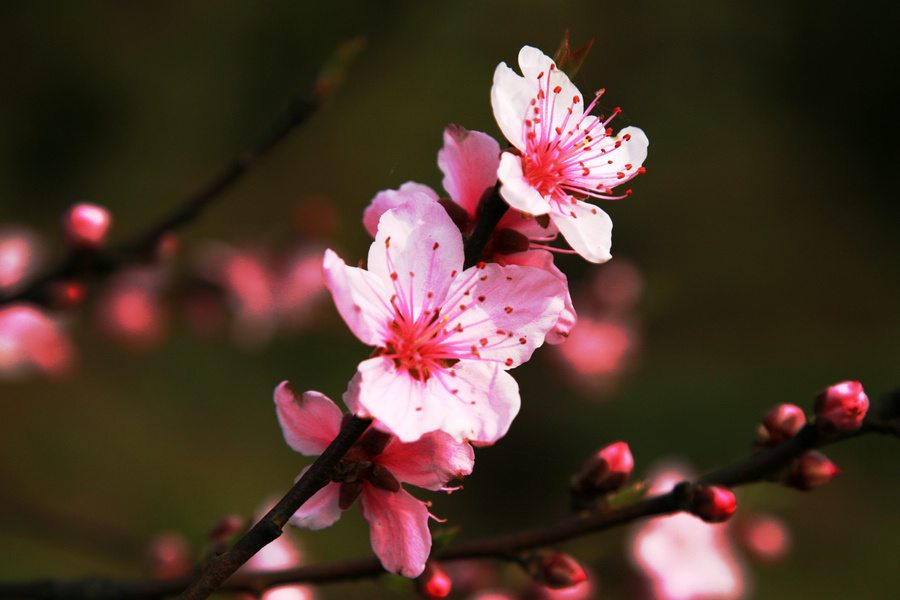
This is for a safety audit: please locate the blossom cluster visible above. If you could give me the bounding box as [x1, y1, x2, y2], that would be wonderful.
[275, 45, 649, 577]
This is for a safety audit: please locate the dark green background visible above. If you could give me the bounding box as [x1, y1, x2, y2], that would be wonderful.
[2, 2, 899, 598]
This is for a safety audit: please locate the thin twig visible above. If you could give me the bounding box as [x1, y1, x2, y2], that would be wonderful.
[0, 37, 366, 308]
[3, 389, 895, 600]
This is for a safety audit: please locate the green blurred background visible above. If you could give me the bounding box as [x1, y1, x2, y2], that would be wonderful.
[2, 1, 899, 598]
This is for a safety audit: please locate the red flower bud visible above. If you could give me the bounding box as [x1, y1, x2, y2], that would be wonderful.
[691, 485, 737, 523]
[571, 441, 634, 504]
[46, 280, 86, 309]
[207, 514, 246, 545]
[525, 551, 588, 590]
[754, 404, 806, 450]
[787, 451, 841, 490]
[61, 203, 112, 249]
[814, 380, 869, 436]
[417, 562, 452, 599]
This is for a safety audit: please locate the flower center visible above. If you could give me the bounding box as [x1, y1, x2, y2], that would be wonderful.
[520, 65, 638, 204]
[382, 308, 458, 382]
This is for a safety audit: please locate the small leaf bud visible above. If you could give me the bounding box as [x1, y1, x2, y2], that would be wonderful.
[570, 441, 633, 508]
[787, 451, 841, 491]
[61, 203, 112, 249]
[814, 380, 869, 437]
[754, 404, 806, 450]
[691, 485, 737, 523]
[416, 562, 452, 599]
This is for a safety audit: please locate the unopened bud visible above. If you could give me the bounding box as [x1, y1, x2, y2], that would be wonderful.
[61, 203, 112, 249]
[524, 551, 588, 590]
[691, 485, 737, 523]
[814, 381, 869, 437]
[787, 451, 841, 491]
[208, 514, 246, 545]
[570, 441, 633, 509]
[416, 562, 452, 599]
[754, 404, 806, 450]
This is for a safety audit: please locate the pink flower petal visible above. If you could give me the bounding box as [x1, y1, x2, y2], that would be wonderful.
[497, 152, 552, 215]
[359, 486, 432, 577]
[497, 250, 576, 344]
[366, 201, 464, 320]
[356, 355, 520, 444]
[444, 261, 566, 365]
[437, 125, 501, 219]
[379, 430, 475, 490]
[550, 199, 614, 264]
[362, 183, 440, 239]
[274, 382, 343, 456]
[322, 249, 391, 347]
[287, 474, 343, 531]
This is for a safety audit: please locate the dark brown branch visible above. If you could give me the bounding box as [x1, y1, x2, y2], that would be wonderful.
[175, 415, 371, 600]
[463, 182, 507, 270]
[1, 37, 366, 309]
[5, 389, 895, 600]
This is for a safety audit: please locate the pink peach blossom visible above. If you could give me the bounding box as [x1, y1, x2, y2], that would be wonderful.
[362, 126, 576, 344]
[274, 382, 474, 578]
[491, 46, 648, 263]
[0, 303, 75, 379]
[324, 200, 567, 443]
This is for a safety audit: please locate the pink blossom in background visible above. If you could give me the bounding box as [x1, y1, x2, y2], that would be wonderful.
[0, 226, 46, 295]
[191, 241, 328, 348]
[0, 303, 75, 379]
[491, 46, 648, 263]
[274, 381, 474, 577]
[551, 260, 643, 393]
[629, 463, 747, 600]
[94, 266, 170, 350]
[737, 514, 791, 563]
[238, 502, 316, 600]
[324, 200, 567, 443]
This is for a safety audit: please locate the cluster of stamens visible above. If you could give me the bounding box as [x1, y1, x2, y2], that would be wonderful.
[520, 65, 644, 206]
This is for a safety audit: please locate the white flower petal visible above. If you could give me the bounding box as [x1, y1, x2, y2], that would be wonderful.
[551, 199, 614, 263]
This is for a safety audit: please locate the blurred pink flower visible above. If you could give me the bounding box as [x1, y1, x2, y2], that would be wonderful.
[191, 241, 327, 348]
[491, 46, 648, 263]
[94, 266, 169, 350]
[0, 303, 75, 379]
[737, 514, 791, 563]
[324, 200, 567, 443]
[238, 503, 317, 600]
[0, 226, 46, 295]
[629, 464, 747, 600]
[274, 381, 474, 578]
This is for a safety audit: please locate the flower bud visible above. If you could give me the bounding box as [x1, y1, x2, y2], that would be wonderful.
[570, 441, 633, 507]
[208, 514, 246, 545]
[61, 203, 112, 249]
[787, 451, 841, 490]
[754, 404, 806, 450]
[524, 551, 588, 590]
[691, 485, 737, 523]
[814, 380, 869, 436]
[416, 562, 452, 599]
